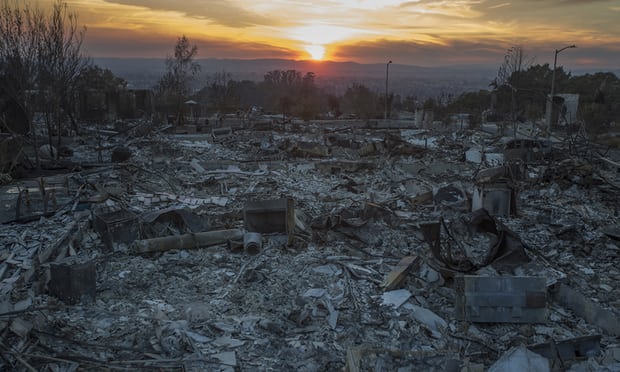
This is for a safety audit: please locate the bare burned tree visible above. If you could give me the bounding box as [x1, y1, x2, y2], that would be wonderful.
[156, 35, 200, 125]
[0, 0, 89, 165]
[489, 45, 533, 122]
[493, 45, 532, 88]
[0, 0, 44, 165]
[37, 0, 90, 154]
[208, 70, 234, 113]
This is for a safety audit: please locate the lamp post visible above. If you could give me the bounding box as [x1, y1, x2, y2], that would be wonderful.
[384, 60, 392, 120]
[545, 44, 576, 136]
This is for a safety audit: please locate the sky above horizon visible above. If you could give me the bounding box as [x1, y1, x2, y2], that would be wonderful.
[46, 0, 620, 69]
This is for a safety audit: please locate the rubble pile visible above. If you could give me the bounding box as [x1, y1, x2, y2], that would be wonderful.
[0, 119, 619, 371]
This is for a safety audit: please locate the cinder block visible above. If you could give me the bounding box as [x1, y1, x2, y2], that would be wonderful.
[552, 284, 620, 336]
[456, 275, 547, 323]
[212, 126, 233, 139]
[243, 198, 292, 234]
[93, 207, 140, 250]
[472, 183, 516, 217]
[49, 259, 96, 305]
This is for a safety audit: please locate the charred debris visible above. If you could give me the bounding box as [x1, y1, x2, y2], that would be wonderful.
[0, 116, 619, 371]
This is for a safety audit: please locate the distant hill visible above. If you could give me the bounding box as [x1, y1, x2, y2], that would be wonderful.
[95, 57, 496, 80]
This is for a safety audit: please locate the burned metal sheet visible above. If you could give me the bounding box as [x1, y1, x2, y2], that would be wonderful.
[284, 141, 330, 158]
[421, 209, 530, 274]
[0, 136, 24, 173]
[434, 184, 467, 206]
[0, 97, 29, 135]
[528, 335, 601, 362]
[0, 177, 73, 223]
[211, 126, 233, 140]
[141, 206, 209, 239]
[455, 275, 548, 323]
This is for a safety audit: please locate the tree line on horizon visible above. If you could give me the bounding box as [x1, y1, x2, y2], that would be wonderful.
[154, 38, 619, 136]
[443, 46, 620, 135]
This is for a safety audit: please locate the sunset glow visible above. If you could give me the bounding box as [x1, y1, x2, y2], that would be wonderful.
[305, 45, 325, 61]
[44, 0, 620, 68]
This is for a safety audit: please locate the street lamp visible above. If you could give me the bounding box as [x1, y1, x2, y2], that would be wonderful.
[384, 60, 392, 120]
[545, 44, 576, 136]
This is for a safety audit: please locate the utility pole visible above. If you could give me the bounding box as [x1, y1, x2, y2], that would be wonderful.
[384, 60, 392, 120]
[545, 45, 576, 137]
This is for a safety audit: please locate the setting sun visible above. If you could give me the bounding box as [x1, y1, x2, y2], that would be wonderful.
[305, 44, 325, 60]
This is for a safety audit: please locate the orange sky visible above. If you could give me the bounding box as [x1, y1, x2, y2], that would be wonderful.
[43, 0, 620, 68]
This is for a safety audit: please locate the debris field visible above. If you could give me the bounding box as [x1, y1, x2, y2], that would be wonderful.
[0, 118, 619, 371]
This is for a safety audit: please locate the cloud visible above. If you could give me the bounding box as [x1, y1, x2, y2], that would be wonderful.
[83, 27, 299, 59]
[330, 38, 620, 69]
[82, 27, 620, 71]
[487, 2, 511, 10]
[76, 0, 619, 70]
[195, 39, 299, 59]
[561, 0, 612, 4]
[331, 39, 502, 65]
[102, 0, 275, 27]
[83, 28, 172, 57]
